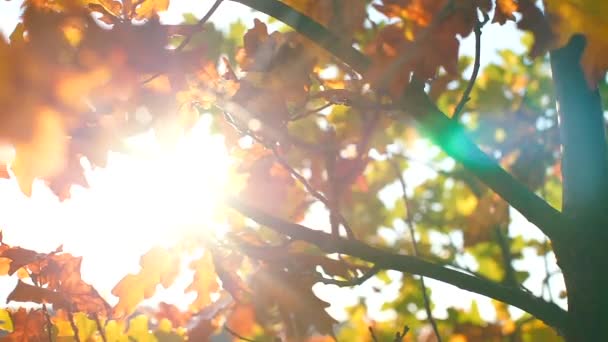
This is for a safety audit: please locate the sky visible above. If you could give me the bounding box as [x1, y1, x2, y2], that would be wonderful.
[0, 0, 563, 326]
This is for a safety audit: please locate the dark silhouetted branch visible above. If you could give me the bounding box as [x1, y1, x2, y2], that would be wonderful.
[227, 197, 568, 331]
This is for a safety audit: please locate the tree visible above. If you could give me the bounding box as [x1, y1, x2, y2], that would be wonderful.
[0, 0, 606, 341]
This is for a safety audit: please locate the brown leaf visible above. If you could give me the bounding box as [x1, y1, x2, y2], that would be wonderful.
[7, 280, 70, 309]
[0, 246, 45, 275]
[465, 193, 509, 247]
[517, 0, 555, 58]
[251, 265, 337, 338]
[5, 309, 47, 342]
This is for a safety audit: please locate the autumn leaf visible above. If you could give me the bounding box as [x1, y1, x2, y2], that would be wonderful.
[465, 193, 509, 247]
[493, 0, 517, 24]
[7, 280, 70, 309]
[112, 247, 180, 317]
[134, 0, 170, 20]
[5, 309, 47, 342]
[185, 251, 220, 312]
[11, 108, 67, 196]
[250, 265, 337, 338]
[281, 0, 366, 38]
[225, 304, 256, 338]
[0, 246, 46, 276]
[543, 0, 608, 87]
[516, 0, 555, 58]
[238, 154, 308, 221]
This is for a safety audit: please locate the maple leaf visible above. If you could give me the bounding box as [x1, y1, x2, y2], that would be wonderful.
[543, 0, 608, 87]
[5, 309, 47, 342]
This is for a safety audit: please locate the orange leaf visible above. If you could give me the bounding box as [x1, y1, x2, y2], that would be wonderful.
[186, 251, 220, 312]
[5, 309, 47, 342]
[225, 304, 256, 338]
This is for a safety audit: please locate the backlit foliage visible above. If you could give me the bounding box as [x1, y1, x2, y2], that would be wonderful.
[0, 0, 606, 340]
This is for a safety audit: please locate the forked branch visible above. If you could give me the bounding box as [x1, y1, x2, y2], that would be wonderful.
[230, 0, 566, 241]
[227, 197, 567, 331]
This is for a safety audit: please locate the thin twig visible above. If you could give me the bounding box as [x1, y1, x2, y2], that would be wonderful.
[368, 326, 379, 342]
[68, 311, 81, 342]
[176, 0, 224, 51]
[394, 325, 410, 342]
[453, 14, 487, 120]
[94, 314, 107, 342]
[391, 159, 442, 342]
[225, 325, 258, 342]
[542, 238, 556, 303]
[290, 102, 333, 121]
[42, 304, 53, 342]
[320, 265, 381, 287]
[141, 0, 223, 84]
[226, 108, 356, 239]
[269, 145, 355, 239]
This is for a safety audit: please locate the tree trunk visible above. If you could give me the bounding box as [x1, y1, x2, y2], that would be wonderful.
[550, 35, 608, 341]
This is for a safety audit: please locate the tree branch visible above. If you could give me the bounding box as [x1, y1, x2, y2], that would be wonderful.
[550, 35, 608, 218]
[227, 197, 568, 331]
[230, 0, 565, 241]
[453, 15, 486, 120]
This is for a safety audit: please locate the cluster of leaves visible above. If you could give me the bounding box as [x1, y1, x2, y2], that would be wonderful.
[0, 0, 606, 340]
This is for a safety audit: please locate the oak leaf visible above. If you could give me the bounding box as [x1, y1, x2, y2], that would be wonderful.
[185, 251, 220, 312]
[112, 247, 180, 317]
[7, 280, 70, 309]
[5, 309, 47, 342]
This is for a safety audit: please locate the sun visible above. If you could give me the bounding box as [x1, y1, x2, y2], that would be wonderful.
[0, 114, 232, 296]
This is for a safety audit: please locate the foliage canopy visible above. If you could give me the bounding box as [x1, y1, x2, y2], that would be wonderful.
[0, 0, 607, 341]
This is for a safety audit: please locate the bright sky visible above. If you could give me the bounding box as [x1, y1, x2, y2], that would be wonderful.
[0, 0, 563, 326]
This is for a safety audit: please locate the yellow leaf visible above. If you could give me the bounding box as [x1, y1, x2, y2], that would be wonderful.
[127, 315, 156, 342]
[134, 0, 170, 19]
[0, 309, 13, 332]
[105, 320, 128, 342]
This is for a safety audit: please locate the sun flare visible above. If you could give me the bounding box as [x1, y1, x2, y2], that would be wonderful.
[0, 114, 232, 297]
